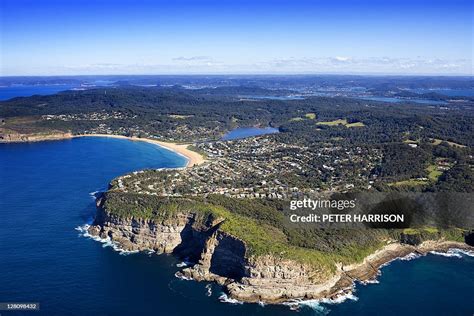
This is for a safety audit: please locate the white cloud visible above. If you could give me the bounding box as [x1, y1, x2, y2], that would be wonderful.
[4, 56, 471, 75]
[172, 56, 214, 62]
[333, 56, 351, 62]
[246, 56, 472, 74]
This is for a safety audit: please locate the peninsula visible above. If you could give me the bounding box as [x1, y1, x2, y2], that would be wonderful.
[1, 83, 473, 306]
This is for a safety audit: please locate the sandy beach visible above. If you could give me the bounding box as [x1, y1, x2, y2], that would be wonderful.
[0, 131, 205, 167]
[75, 134, 205, 167]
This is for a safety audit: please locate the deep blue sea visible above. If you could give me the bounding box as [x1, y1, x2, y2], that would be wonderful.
[0, 85, 80, 100]
[0, 138, 473, 315]
[0, 82, 115, 101]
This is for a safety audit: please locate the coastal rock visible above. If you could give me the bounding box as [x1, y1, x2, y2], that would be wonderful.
[174, 231, 340, 303]
[464, 230, 474, 246]
[88, 204, 474, 304]
[400, 232, 423, 245]
[0, 132, 73, 143]
[88, 225, 101, 236]
[88, 207, 193, 253]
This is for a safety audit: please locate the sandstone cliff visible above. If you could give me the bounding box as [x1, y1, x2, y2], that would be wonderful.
[87, 198, 474, 304]
[87, 201, 344, 303]
[0, 131, 73, 143]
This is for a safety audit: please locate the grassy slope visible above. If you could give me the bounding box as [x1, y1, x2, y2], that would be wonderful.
[316, 118, 365, 127]
[103, 186, 467, 276]
[106, 192, 454, 276]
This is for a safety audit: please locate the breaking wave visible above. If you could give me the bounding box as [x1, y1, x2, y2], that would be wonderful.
[379, 252, 422, 269]
[319, 293, 359, 304]
[360, 278, 380, 285]
[176, 259, 193, 268]
[283, 292, 357, 314]
[399, 252, 422, 261]
[88, 189, 105, 200]
[430, 250, 462, 258]
[205, 284, 212, 297]
[430, 248, 473, 258]
[174, 272, 193, 281]
[75, 224, 139, 256]
[218, 293, 243, 305]
[451, 249, 474, 257]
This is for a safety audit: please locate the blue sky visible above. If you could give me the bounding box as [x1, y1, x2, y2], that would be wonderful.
[1, 0, 472, 75]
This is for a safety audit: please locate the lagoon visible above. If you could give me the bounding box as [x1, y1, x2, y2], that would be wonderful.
[359, 96, 447, 105]
[411, 88, 474, 97]
[240, 95, 305, 101]
[222, 127, 279, 140]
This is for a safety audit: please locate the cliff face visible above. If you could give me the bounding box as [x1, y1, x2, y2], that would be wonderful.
[87, 203, 340, 303]
[224, 256, 341, 303]
[89, 207, 189, 253]
[87, 200, 474, 304]
[88, 204, 212, 256]
[88, 203, 249, 276]
[180, 232, 341, 303]
[0, 132, 73, 143]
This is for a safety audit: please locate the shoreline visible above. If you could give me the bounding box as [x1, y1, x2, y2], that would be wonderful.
[327, 240, 473, 301]
[4, 131, 473, 306]
[223, 240, 474, 305]
[277, 241, 474, 309]
[84, 204, 474, 305]
[0, 132, 205, 168]
[75, 134, 205, 167]
[83, 210, 474, 306]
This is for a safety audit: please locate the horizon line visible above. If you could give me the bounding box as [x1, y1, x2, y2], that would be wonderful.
[1, 73, 473, 78]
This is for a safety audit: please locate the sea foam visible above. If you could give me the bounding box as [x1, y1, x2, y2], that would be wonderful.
[205, 284, 212, 297]
[379, 252, 422, 269]
[283, 291, 357, 314]
[176, 259, 193, 268]
[76, 223, 139, 256]
[88, 188, 105, 200]
[218, 293, 243, 305]
[429, 248, 473, 258]
[174, 272, 193, 281]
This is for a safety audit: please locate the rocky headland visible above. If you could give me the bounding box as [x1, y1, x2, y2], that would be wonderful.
[0, 131, 73, 143]
[87, 196, 474, 305]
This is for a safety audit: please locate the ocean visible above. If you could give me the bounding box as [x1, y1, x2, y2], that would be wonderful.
[0, 85, 80, 101]
[0, 138, 473, 315]
[0, 82, 114, 101]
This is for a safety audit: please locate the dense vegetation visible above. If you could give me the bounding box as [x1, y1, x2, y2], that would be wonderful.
[2, 85, 472, 193]
[1, 86, 473, 144]
[2, 83, 471, 271]
[103, 191, 468, 270]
